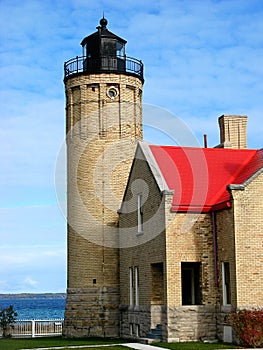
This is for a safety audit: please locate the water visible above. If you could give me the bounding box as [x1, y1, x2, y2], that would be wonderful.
[0, 297, 66, 320]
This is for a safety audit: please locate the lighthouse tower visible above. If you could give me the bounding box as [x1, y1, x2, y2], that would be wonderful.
[63, 18, 144, 337]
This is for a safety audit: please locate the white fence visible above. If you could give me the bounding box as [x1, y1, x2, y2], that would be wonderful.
[3, 319, 63, 338]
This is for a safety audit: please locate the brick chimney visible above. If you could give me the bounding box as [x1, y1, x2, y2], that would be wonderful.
[218, 115, 248, 149]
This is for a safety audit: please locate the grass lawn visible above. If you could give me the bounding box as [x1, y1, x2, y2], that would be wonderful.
[0, 337, 242, 350]
[155, 341, 241, 349]
[0, 337, 125, 350]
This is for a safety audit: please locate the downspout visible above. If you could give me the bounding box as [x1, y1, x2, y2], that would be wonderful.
[212, 211, 219, 287]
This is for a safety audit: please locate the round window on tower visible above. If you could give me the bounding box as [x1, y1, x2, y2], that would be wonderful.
[107, 86, 119, 99]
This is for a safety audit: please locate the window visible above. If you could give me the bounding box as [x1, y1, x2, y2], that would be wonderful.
[106, 86, 119, 99]
[129, 267, 133, 306]
[222, 262, 231, 305]
[116, 41, 125, 57]
[181, 262, 202, 305]
[135, 324, 140, 337]
[135, 266, 139, 306]
[137, 194, 143, 233]
[151, 263, 164, 305]
[129, 323, 133, 335]
[129, 266, 139, 306]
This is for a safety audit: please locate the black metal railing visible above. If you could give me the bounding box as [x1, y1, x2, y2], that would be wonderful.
[64, 55, 143, 80]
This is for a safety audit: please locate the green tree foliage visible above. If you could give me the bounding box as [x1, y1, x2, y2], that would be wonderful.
[0, 305, 18, 338]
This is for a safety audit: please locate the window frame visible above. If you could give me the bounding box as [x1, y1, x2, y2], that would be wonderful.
[222, 262, 231, 305]
[137, 194, 143, 234]
[135, 266, 139, 306]
[181, 262, 202, 305]
[129, 267, 133, 306]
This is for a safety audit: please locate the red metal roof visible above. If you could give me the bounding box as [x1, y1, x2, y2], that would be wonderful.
[149, 145, 263, 212]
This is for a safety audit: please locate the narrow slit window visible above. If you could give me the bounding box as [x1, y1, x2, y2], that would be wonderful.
[137, 194, 143, 233]
[129, 267, 133, 306]
[135, 324, 140, 337]
[129, 323, 133, 335]
[222, 262, 231, 305]
[135, 266, 139, 306]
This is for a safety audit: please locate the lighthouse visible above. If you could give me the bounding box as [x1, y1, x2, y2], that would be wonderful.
[63, 17, 144, 337]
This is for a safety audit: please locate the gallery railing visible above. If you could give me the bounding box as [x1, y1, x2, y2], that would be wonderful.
[64, 55, 143, 80]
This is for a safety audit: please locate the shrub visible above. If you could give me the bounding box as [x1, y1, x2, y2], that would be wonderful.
[0, 305, 18, 338]
[226, 308, 263, 348]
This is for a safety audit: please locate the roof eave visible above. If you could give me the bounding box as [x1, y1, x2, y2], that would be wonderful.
[170, 200, 232, 213]
[138, 141, 170, 193]
[228, 166, 263, 191]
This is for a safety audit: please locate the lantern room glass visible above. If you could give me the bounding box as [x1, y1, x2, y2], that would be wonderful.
[117, 41, 125, 57]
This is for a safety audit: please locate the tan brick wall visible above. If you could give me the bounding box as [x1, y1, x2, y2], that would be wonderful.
[215, 173, 263, 341]
[165, 212, 218, 307]
[164, 210, 219, 341]
[216, 208, 237, 306]
[119, 148, 222, 341]
[119, 150, 166, 338]
[231, 171, 263, 306]
[64, 72, 143, 337]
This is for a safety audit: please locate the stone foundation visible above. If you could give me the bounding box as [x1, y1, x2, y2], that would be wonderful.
[216, 305, 232, 342]
[63, 287, 120, 338]
[120, 304, 223, 342]
[150, 305, 165, 328]
[166, 305, 217, 342]
[120, 305, 151, 339]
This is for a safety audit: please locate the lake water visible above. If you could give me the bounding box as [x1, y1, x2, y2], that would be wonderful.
[0, 297, 66, 320]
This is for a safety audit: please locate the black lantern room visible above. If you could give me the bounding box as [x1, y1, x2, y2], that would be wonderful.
[81, 17, 126, 72]
[64, 17, 143, 81]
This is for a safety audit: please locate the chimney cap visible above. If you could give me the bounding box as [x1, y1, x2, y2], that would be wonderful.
[219, 114, 248, 120]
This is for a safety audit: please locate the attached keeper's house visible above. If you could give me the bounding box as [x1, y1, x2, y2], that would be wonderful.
[118, 115, 263, 342]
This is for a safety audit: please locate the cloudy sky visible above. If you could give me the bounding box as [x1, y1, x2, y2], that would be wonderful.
[0, 0, 262, 293]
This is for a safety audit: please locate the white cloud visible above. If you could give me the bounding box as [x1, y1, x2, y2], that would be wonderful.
[24, 277, 38, 287]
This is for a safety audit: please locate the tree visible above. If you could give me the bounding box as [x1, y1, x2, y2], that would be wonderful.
[0, 305, 18, 338]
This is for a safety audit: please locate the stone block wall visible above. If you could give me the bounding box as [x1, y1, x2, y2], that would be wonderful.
[120, 305, 151, 339]
[166, 306, 217, 342]
[63, 286, 119, 338]
[216, 305, 233, 342]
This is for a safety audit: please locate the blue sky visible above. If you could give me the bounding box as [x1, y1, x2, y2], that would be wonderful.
[0, 0, 262, 293]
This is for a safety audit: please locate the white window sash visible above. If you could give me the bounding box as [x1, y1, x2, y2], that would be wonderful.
[135, 266, 139, 306]
[137, 194, 143, 233]
[222, 262, 231, 305]
[129, 267, 133, 306]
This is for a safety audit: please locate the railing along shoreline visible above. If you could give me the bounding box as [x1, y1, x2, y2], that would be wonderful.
[1, 319, 64, 338]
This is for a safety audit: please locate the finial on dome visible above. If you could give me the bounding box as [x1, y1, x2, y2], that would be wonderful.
[100, 15, 108, 29]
